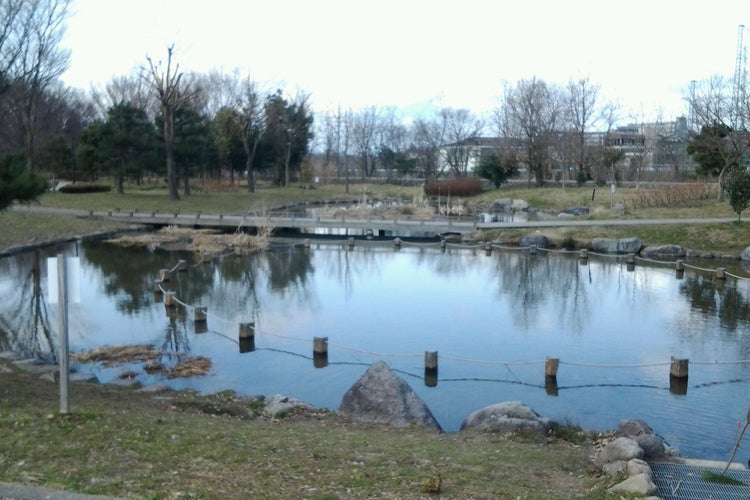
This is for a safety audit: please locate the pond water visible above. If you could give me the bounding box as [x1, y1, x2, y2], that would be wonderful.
[1, 239, 749, 463]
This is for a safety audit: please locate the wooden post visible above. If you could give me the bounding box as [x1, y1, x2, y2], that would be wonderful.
[304, 239, 311, 250]
[440, 240, 447, 252]
[579, 249, 588, 264]
[670, 357, 689, 378]
[313, 337, 328, 368]
[194, 306, 207, 324]
[545, 357, 559, 378]
[159, 269, 170, 282]
[484, 242, 492, 256]
[152, 279, 164, 293]
[626, 253, 635, 271]
[675, 260, 684, 280]
[239, 322, 255, 353]
[670, 357, 689, 394]
[394, 238, 401, 249]
[348, 237, 355, 249]
[424, 351, 438, 387]
[529, 245, 537, 255]
[177, 259, 187, 272]
[545, 357, 559, 396]
[163, 292, 177, 316]
[715, 267, 727, 280]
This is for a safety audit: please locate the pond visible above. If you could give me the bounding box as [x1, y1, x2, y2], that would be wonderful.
[1, 238, 749, 463]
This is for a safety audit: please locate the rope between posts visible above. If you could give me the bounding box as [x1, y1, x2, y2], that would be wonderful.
[439, 355, 546, 366]
[683, 262, 719, 273]
[691, 359, 750, 366]
[560, 360, 671, 368]
[634, 255, 674, 266]
[325, 342, 422, 358]
[153, 279, 750, 369]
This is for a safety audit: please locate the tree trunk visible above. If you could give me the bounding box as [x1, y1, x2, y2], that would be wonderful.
[183, 163, 190, 196]
[164, 112, 179, 201]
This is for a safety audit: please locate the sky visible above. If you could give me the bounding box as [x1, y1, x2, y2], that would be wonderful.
[60, 0, 748, 124]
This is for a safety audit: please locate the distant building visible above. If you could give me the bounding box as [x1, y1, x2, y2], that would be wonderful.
[438, 117, 691, 179]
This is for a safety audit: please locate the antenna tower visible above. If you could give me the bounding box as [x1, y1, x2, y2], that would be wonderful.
[732, 24, 747, 129]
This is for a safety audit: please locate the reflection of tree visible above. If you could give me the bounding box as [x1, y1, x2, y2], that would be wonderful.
[679, 275, 750, 332]
[0, 250, 55, 357]
[83, 243, 180, 314]
[265, 246, 315, 300]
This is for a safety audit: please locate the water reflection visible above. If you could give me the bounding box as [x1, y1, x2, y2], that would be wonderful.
[0, 250, 55, 358]
[1, 241, 749, 461]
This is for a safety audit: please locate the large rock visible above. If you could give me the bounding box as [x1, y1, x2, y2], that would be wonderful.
[263, 394, 313, 418]
[598, 437, 644, 464]
[640, 244, 685, 259]
[460, 401, 551, 434]
[614, 419, 667, 460]
[338, 362, 442, 431]
[591, 237, 642, 254]
[519, 234, 549, 249]
[614, 418, 653, 437]
[607, 473, 658, 496]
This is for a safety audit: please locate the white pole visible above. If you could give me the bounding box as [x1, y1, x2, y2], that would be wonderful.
[57, 252, 69, 413]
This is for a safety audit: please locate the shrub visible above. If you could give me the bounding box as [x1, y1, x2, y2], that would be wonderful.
[424, 178, 483, 197]
[59, 183, 112, 194]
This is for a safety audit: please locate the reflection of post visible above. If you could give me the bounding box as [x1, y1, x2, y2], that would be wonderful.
[57, 253, 69, 414]
[313, 337, 328, 368]
[424, 351, 438, 387]
[544, 357, 559, 397]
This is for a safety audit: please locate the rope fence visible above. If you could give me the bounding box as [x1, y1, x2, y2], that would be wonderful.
[148, 243, 750, 393]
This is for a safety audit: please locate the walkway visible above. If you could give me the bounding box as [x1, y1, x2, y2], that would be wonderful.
[10, 205, 738, 237]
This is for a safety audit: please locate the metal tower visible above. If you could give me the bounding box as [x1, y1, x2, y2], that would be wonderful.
[732, 24, 747, 129]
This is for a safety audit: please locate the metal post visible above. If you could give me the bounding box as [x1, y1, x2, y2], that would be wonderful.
[57, 253, 69, 414]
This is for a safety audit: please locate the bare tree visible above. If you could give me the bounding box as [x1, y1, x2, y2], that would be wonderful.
[498, 77, 563, 186]
[687, 75, 750, 200]
[351, 106, 379, 179]
[89, 75, 155, 120]
[238, 76, 265, 193]
[0, 0, 29, 93]
[144, 45, 198, 200]
[439, 107, 484, 176]
[563, 77, 600, 184]
[411, 116, 446, 181]
[8, 0, 71, 171]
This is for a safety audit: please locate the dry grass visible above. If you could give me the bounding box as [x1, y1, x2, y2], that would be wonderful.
[71, 345, 160, 366]
[0, 357, 612, 499]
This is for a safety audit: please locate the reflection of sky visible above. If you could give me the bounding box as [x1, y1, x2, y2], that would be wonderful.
[3, 243, 749, 462]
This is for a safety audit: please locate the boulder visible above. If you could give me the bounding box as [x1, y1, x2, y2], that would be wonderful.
[640, 244, 685, 259]
[598, 437, 644, 464]
[491, 198, 512, 212]
[614, 419, 668, 460]
[562, 206, 590, 216]
[460, 401, 551, 434]
[338, 362, 442, 431]
[264, 394, 312, 418]
[511, 199, 529, 211]
[741, 246, 750, 261]
[519, 234, 549, 249]
[607, 473, 658, 496]
[627, 458, 653, 478]
[591, 237, 642, 254]
[615, 418, 653, 437]
[635, 433, 667, 460]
